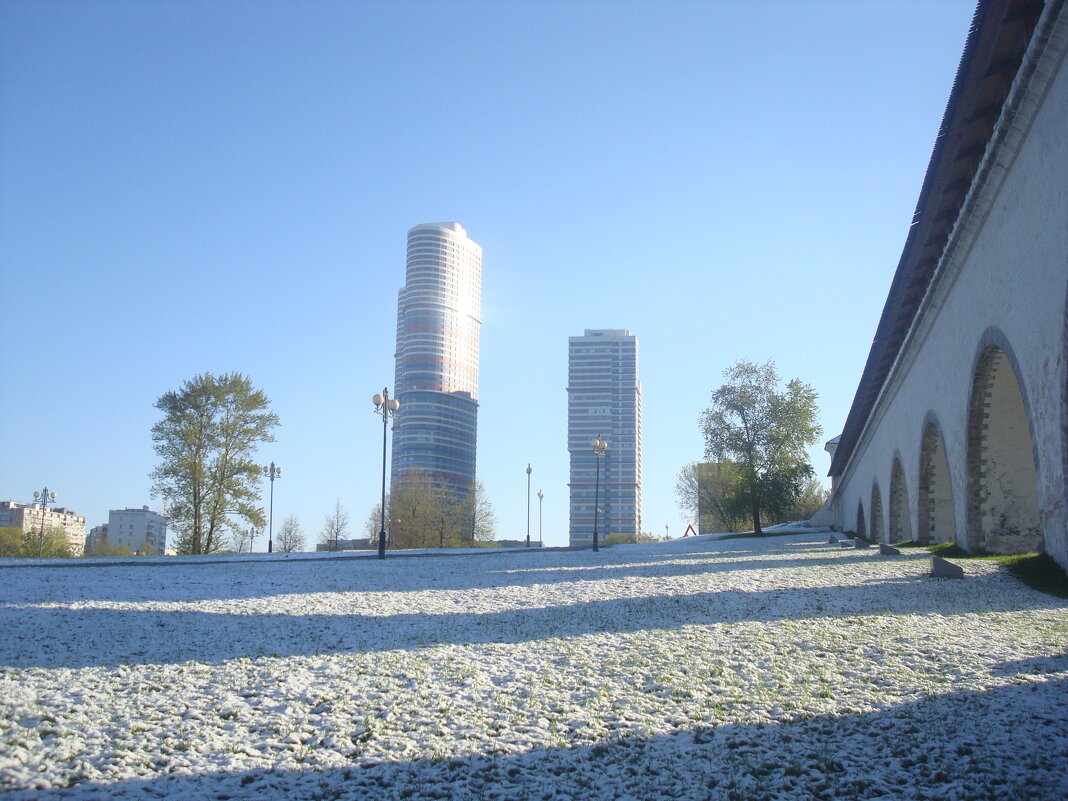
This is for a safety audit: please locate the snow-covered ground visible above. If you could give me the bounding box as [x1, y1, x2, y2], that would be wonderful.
[1, 532, 1066, 800]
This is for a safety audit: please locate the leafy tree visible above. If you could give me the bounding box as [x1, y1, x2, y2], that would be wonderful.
[431, 495, 464, 549]
[231, 527, 258, 553]
[365, 499, 386, 545]
[40, 528, 74, 558]
[783, 475, 831, 523]
[389, 473, 455, 549]
[88, 542, 133, 557]
[5, 525, 73, 558]
[703, 461, 753, 533]
[150, 372, 279, 554]
[674, 464, 700, 526]
[319, 499, 350, 550]
[462, 480, 497, 543]
[700, 360, 821, 535]
[0, 526, 22, 558]
[276, 514, 305, 553]
[369, 475, 496, 550]
[675, 461, 749, 535]
[720, 461, 815, 529]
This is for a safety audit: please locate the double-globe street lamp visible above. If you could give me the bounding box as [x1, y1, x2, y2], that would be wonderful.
[372, 388, 400, 560]
[33, 487, 56, 558]
[591, 436, 608, 552]
[525, 464, 532, 548]
[537, 489, 544, 547]
[263, 462, 282, 553]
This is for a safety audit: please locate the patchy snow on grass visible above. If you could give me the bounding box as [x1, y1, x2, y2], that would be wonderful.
[1, 533, 1066, 800]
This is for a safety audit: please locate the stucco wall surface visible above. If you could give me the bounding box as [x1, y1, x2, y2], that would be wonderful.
[832, 11, 1068, 570]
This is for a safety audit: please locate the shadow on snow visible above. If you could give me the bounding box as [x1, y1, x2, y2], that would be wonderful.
[0, 538, 916, 605]
[6, 676, 1067, 801]
[1, 566, 1062, 669]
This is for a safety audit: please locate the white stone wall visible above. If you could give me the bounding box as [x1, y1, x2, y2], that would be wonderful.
[832, 8, 1068, 570]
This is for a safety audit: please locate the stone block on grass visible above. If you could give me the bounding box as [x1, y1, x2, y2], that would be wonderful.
[879, 544, 901, 556]
[931, 556, 964, 579]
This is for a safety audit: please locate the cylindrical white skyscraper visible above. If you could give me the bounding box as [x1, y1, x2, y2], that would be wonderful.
[391, 222, 482, 507]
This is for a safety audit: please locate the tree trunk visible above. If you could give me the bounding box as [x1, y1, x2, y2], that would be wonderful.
[752, 497, 763, 536]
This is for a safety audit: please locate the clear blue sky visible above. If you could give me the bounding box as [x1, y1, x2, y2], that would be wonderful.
[0, 0, 976, 548]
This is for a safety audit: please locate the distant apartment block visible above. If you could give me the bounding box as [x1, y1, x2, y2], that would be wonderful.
[0, 500, 87, 556]
[108, 506, 168, 555]
[567, 329, 642, 546]
[86, 524, 109, 555]
[391, 222, 483, 509]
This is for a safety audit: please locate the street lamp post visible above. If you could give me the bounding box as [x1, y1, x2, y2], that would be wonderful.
[245, 527, 258, 554]
[372, 387, 401, 560]
[591, 437, 608, 552]
[33, 487, 56, 558]
[525, 464, 532, 548]
[537, 489, 544, 546]
[263, 462, 282, 553]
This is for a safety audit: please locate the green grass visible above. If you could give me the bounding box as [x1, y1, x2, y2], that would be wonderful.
[897, 541, 1068, 599]
[926, 542, 971, 559]
[990, 553, 1068, 599]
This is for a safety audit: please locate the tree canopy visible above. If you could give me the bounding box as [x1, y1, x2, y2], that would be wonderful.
[276, 515, 305, 553]
[675, 461, 750, 535]
[468, 480, 497, 542]
[366, 475, 497, 551]
[319, 499, 350, 550]
[150, 372, 279, 554]
[388, 473, 463, 549]
[0, 525, 73, 558]
[700, 360, 822, 535]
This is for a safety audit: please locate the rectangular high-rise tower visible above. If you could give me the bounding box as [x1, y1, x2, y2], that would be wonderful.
[567, 329, 642, 546]
[391, 222, 482, 509]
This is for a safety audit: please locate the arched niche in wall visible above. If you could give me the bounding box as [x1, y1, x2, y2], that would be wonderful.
[917, 418, 956, 545]
[870, 483, 885, 544]
[889, 456, 913, 544]
[966, 340, 1042, 554]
